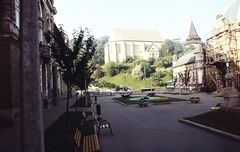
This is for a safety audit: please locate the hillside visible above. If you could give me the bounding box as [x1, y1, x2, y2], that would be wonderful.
[100, 72, 172, 91]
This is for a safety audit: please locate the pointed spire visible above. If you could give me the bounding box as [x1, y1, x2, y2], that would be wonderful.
[186, 21, 202, 45]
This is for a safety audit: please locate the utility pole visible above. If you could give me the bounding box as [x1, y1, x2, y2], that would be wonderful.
[20, 0, 44, 152]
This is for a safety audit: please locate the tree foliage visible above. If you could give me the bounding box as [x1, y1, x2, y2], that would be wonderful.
[45, 24, 96, 109]
[160, 39, 183, 56]
[125, 56, 134, 63]
[151, 71, 167, 86]
[103, 62, 129, 77]
[131, 65, 143, 81]
[92, 36, 109, 66]
[93, 67, 104, 80]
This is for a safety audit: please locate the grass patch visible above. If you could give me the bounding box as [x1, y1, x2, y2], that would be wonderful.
[184, 110, 240, 136]
[113, 96, 188, 105]
[100, 73, 171, 90]
[44, 111, 95, 152]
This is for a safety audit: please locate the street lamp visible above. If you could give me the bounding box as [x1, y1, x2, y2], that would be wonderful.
[226, 61, 230, 73]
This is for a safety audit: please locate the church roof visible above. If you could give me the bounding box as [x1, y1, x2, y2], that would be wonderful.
[173, 44, 203, 67]
[108, 28, 164, 42]
[185, 21, 202, 45]
[173, 52, 196, 67]
[224, 0, 240, 22]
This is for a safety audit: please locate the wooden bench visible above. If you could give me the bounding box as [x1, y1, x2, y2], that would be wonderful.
[96, 119, 113, 136]
[210, 103, 221, 110]
[74, 128, 82, 151]
[83, 134, 100, 152]
[74, 128, 100, 152]
[81, 111, 95, 125]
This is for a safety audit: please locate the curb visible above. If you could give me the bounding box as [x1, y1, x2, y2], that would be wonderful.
[179, 118, 240, 142]
[111, 98, 129, 107]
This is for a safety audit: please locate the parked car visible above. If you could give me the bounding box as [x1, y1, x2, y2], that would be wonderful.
[166, 81, 174, 90]
[119, 87, 133, 94]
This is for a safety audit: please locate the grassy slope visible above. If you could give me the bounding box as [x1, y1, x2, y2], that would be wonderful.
[101, 73, 172, 90]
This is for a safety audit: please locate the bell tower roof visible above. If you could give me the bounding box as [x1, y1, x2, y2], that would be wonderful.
[185, 21, 202, 45]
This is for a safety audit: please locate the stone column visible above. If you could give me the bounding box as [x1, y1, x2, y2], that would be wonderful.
[52, 65, 58, 105]
[20, 0, 44, 152]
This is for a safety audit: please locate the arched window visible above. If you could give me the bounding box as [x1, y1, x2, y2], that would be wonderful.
[15, 0, 20, 28]
[38, 2, 43, 42]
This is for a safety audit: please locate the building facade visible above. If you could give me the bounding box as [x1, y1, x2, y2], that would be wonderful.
[104, 28, 165, 64]
[206, 0, 240, 92]
[173, 21, 206, 92]
[0, 0, 66, 127]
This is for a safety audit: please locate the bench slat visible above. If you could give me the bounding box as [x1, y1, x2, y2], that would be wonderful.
[93, 134, 100, 151]
[83, 134, 100, 152]
[74, 128, 81, 149]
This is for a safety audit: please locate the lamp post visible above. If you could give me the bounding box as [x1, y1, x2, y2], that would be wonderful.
[226, 61, 230, 73]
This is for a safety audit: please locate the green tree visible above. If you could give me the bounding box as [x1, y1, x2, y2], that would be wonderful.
[154, 58, 164, 68]
[140, 61, 151, 77]
[93, 67, 104, 80]
[45, 25, 96, 129]
[125, 56, 134, 63]
[103, 62, 129, 76]
[93, 36, 109, 66]
[103, 61, 119, 77]
[162, 56, 172, 68]
[74, 29, 96, 92]
[151, 71, 167, 87]
[160, 39, 183, 56]
[131, 65, 143, 80]
[160, 39, 175, 56]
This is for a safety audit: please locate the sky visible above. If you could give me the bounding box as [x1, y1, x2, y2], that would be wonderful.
[54, 0, 236, 41]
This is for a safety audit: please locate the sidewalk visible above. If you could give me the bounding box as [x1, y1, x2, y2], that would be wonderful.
[0, 95, 80, 152]
[43, 95, 79, 130]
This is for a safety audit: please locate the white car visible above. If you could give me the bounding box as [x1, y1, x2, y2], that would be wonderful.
[119, 88, 133, 95]
[166, 81, 174, 90]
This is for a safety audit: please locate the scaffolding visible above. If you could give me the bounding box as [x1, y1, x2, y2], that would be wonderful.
[205, 21, 240, 92]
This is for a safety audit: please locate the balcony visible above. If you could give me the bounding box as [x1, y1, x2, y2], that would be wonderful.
[40, 43, 52, 63]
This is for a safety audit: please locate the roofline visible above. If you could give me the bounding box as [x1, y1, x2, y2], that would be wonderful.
[107, 40, 165, 43]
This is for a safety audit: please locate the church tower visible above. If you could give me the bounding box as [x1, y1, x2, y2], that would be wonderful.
[186, 21, 202, 45]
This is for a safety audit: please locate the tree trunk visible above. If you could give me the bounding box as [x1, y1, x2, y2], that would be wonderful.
[65, 86, 71, 131]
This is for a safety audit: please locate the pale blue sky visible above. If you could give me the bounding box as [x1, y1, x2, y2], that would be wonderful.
[54, 0, 236, 41]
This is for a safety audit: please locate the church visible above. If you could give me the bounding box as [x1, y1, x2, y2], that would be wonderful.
[172, 21, 205, 92]
[104, 28, 165, 64]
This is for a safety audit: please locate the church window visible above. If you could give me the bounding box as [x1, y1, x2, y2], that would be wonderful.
[15, 0, 20, 28]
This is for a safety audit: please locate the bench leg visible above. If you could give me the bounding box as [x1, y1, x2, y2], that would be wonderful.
[109, 123, 113, 136]
[97, 127, 100, 136]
